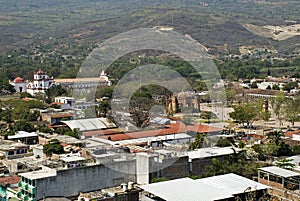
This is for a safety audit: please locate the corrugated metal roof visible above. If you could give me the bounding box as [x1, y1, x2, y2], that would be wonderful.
[199, 173, 269, 194]
[141, 173, 269, 201]
[62, 118, 116, 131]
[259, 166, 300, 178]
[141, 177, 233, 201]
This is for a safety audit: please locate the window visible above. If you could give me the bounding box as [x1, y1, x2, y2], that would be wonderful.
[259, 171, 268, 179]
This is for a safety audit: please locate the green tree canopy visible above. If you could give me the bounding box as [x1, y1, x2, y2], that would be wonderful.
[229, 102, 259, 126]
[43, 139, 64, 157]
[284, 96, 300, 126]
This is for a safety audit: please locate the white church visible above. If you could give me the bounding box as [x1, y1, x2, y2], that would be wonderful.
[10, 69, 55, 96]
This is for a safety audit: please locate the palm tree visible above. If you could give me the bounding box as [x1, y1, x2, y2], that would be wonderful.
[275, 158, 296, 169]
[268, 131, 283, 146]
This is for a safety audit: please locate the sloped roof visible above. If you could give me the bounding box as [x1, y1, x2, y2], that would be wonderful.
[0, 176, 20, 186]
[259, 166, 300, 178]
[61, 118, 116, 131]
[96, 122, 222, 141]
[141, 173, 269, 201]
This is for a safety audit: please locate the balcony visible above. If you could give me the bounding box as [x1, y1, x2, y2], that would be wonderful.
[28, 186, 36, 194]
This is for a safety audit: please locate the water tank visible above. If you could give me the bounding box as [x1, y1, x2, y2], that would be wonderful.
[120, 183, 127, 192]
[128, 181, 134, 190]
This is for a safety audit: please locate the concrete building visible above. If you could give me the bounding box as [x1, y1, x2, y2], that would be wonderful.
[258, 166, 300, 200]
[0, 140, 31, 160]
[41, 111, 73, 124]
[18, 159, 136, 201]
[7, 131, 39, 145]
[0, 176, 21, 201]
[54, 97, 75, 106]
[77, 184, 140, 201]
[140, 173, 269, 201]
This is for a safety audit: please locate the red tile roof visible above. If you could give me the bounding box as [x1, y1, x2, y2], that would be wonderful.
[82, 129, 124, 137]
[50, 113, 73, 118]
[96, 121, 222, 141]
[0, 176, 20, 186]
[285, 130, 300, 138]
[14, 77, 24, 83]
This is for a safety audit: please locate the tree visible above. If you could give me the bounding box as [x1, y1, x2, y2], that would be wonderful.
[225, 89, 237, 104]
[275, 158, 296, 169]
[45, 84, 67, 103]
[64, 128, 80, 139]
[189, 133, 206, 150]
[284, 97, 300, 126]
[0, 79, 15, 93]
[19, 92, 32, 99]
[200, 111, 216, 123]
[43, 139, 64, 158]
[96, 100, 111, 117]
[283, 82, 298, 93]
[229, 102, 259, 126]
[272, 84, 280, 90]
[268, 131, 283, 146]
[273, 92, 286, 126]
[215, 138, 232, 147]
[250, 81, 258, 88]
[13, 120, 35, 133]
[39, 125, 53, 133]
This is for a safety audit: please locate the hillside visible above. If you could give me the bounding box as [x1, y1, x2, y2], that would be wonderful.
[0, 0, 299, 54]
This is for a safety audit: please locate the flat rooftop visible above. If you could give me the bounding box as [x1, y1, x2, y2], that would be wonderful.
[8, 131, 38, 139]
[60, 156, 86, 163]
[188, 147, 240, 159]
[19, 166, 57, 180]
[0, 140, 29, 151]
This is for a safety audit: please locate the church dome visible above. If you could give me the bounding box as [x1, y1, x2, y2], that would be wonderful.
[14, 77, 24, 83]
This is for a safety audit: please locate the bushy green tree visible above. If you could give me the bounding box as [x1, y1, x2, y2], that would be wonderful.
[189, 133, 206, 150]
[284, 96, 300, 126]
[13, 120, 35, 133]
[229, 102, 259, 126]
[43, 139, 64, 157]
[216, 138, 232, 147]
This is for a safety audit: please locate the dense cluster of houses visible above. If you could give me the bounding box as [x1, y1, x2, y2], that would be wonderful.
[1, 72, 300, 201]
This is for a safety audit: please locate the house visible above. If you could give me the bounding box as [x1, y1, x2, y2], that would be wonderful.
[0, 140, 31, 160]
[258, 166, 300, 199]
[40, 111, 73, 124]
[7, 131, 39, 145]
[0, 176, 21, 201]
